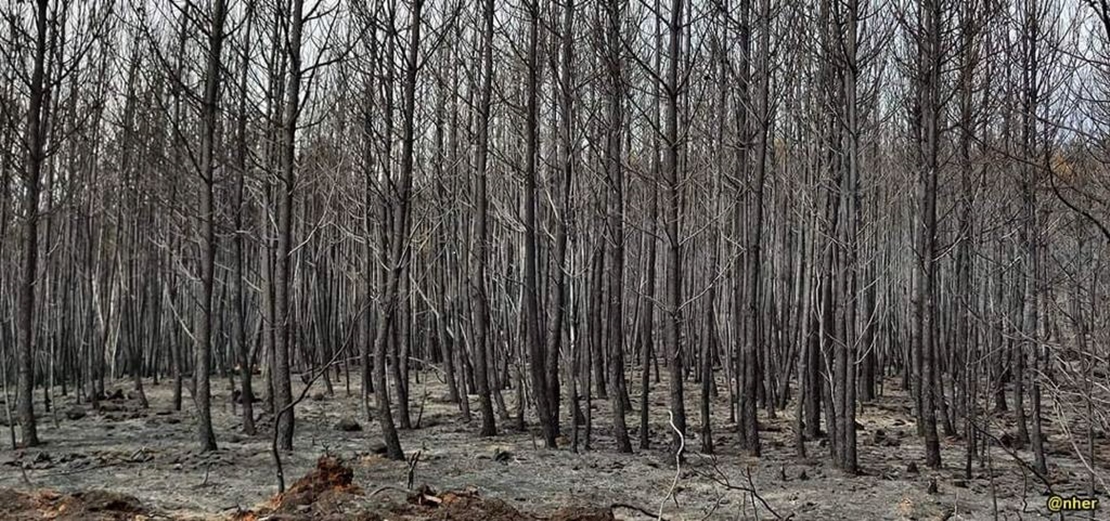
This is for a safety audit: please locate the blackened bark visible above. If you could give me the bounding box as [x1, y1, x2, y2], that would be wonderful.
[471, 0, 498, 437]
[16, 0, 50, 448]
[664, 0, 687, 454]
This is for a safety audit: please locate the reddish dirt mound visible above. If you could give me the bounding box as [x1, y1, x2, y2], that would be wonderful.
[0, 488, 44, 520]
[0, 487, 148, 520]
[232, 456, 370, 520]
[404, 487, 531, 521]
[231, 459, 620, 521]
[272, 455, 361, 512]
[401, 486, 615, 521]
[55, 490, 147, 520]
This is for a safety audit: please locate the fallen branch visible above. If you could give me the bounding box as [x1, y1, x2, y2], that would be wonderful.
[691, 453, 791, 520]
[746, 466, 790, 520]
[969, 419, 1054, 494]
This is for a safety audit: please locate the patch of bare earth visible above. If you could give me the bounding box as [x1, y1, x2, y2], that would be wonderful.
[0, 487, 154, 520]
[1, 373, 1107, 520]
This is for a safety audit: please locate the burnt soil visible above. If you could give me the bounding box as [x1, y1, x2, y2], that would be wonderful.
[1, 372, 1107, 520]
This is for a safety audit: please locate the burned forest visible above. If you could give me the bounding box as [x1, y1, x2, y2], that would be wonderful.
[0, 0, 1109, 518]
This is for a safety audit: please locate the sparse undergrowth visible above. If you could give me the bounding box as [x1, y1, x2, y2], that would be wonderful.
[1, 375, 1106, 520]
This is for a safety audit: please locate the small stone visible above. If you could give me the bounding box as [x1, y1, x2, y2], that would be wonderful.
[334, 418, 362, 432]
[311, 392, 326, 402]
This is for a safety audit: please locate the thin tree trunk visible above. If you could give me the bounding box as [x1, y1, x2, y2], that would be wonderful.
[663, 0, 687, 455]
[274, 0, 306, 452]
[16, 0, 50, 449]
[471, 0, 497, 437]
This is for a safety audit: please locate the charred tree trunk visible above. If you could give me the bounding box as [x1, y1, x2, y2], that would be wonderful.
[16, 0, 50, 449]
[663, 0, 687, 455]
[471, 0, 498, 437]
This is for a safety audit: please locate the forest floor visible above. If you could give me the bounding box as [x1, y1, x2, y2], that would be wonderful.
[0, 371, 1107, 520]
